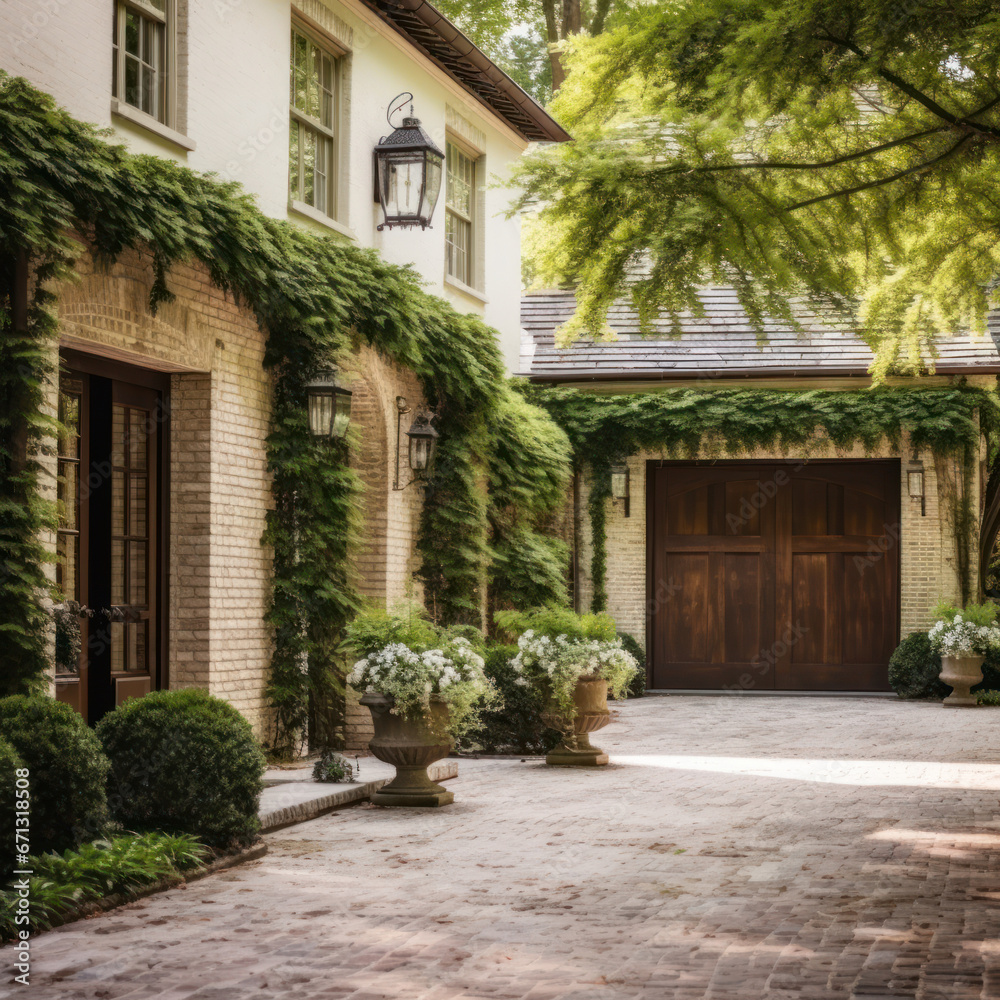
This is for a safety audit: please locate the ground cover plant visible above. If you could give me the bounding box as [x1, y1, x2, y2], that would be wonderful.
[0, 832, 207, 940]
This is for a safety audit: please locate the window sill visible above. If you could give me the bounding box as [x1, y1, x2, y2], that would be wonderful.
[110, 100, 196, 151]
[444, 274, 488, 304]
[289, 201, 356, 241]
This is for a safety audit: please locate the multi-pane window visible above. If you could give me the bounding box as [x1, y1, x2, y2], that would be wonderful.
[445, 141, 477, 287]
[112, 0, 168, 122]
[289, 26, 339, 218]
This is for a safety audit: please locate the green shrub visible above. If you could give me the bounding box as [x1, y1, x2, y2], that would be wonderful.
[0, 696, 109, 857]
[97, 689, 266, 849]
[617, 633, 647, 698]
[0, 738, 25, 882]
[312, 751, 354, 783]
[888, 632, 948, 700]
[976, 689, 1000, 705]
[493, 605, 618, 643]
[458, 645, 561, 754]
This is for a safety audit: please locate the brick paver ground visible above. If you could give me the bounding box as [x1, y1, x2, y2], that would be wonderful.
[5, 695, 1000, 999]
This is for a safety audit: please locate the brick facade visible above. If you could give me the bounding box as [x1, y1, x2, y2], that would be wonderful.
[45, 249, 428, 745]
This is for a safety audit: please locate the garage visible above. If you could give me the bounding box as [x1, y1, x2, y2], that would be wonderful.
[647, 461, 899, 692]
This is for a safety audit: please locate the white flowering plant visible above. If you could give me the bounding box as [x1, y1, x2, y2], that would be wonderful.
[494, 607, 639, 724]
[345, 602, 496, 739]
[928, 601, 1000, 657]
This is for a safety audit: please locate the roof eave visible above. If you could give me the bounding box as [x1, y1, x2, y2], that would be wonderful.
[360, 0, 571, 143]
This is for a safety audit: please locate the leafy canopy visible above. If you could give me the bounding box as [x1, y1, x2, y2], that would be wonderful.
[514, 0, 1000, 376]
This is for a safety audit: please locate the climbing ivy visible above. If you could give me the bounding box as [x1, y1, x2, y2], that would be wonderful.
[0, 76, 569, 749]
[524, 383, 1000, 611]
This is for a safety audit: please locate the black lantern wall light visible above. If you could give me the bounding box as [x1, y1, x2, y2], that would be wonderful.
[392, 396, 439, 490]
[305, 368, 352, 441]
[374, 93, 445, 232]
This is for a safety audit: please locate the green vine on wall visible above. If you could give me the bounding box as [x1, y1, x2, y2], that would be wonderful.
[0, 76, 571, 750]
[524, 384, 1000, 612]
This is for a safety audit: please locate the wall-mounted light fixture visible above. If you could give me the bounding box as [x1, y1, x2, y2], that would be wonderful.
[305, 368, 352, 441]
[908, 456, 925, 516]
[611, 463, 630, 518]
[392, 396, 439, 490]
[373, 92, 444, 232]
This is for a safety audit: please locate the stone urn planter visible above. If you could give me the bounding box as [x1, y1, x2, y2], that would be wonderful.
[360, 692, 454, 806]
[545, 676, 611, 767]
[939, 655, 984, 707]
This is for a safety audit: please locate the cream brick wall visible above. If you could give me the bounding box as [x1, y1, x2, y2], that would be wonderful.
[54, 249, 273, 732]
[574, 426, 983, 659]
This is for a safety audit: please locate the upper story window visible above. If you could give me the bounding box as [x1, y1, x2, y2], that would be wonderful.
[445, 141, 477, 288]
[289, 25, 340, 219]
[112, 0, 170, 123]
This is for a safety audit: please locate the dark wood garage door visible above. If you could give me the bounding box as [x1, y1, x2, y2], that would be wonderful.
[647, 461, 898, 691]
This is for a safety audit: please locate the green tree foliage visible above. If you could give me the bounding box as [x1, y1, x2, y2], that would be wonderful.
[513, 0, 1000, 373]
[435, 0, 631, 99]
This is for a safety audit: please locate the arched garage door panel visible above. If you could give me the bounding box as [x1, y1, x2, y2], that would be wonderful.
[648, 461, 898, 692]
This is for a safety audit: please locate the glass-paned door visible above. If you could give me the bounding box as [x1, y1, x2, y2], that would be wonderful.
[56, 360, 167, 723]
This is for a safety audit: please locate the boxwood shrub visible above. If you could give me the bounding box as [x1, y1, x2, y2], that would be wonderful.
[96, 689, 266, 850]
[0, 696, 109, 857]
[617, 632, 647, 698]
[0, 738, 25, 882]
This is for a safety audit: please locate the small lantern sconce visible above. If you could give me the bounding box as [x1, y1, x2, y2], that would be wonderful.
[406, 411, 439, 472]
[907, 457, 925, 516]
[393, 396, 439, 489]
[373, 93, 445, 232]
[305, 368, 352, 441]
[611, 463, 630, 517]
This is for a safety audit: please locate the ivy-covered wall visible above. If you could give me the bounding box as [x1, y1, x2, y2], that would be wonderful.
[0, 76, 572, 752]
[524, 382, 999, 617]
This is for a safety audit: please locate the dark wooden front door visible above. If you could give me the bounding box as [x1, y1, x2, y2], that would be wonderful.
[648, 461, 899, 692]
[55, 355, 168, 723]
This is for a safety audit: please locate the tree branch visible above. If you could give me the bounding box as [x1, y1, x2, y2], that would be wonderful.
[786, 132, 975, 211]
[662, 126, 948, 176]
[590, 0, 613, 36]
[816, 31, 1000, 139]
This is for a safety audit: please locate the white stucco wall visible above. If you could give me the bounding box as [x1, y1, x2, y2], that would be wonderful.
[1, 0, 528, 371]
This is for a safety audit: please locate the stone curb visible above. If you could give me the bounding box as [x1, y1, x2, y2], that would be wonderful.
[260, 760, 459, 831]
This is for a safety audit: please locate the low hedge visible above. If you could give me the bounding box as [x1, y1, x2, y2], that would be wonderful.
[618, 633, 647, 698]
[0, 696, 109, 858]
[0, 739, 25, 882]
[97, 689, 266, 849]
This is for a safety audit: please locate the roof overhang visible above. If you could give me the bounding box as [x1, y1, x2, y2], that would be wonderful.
[358, 0, 571, 143]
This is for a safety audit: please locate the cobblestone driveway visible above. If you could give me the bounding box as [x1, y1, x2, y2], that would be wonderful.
[5, 695, 1000, 1000]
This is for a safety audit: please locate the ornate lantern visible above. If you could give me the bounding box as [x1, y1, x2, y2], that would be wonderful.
[611, 463, 631, 517]
[406, 412, 439, 472]
[305, 369, 352, 440]
[373, 93, 444, 231]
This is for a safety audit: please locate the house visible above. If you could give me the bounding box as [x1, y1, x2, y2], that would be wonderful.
[0, 0, 566, 737]
[520, 287, 1000, 693]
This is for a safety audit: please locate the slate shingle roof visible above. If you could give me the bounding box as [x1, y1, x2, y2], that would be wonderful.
[520, 288, 1000, 381]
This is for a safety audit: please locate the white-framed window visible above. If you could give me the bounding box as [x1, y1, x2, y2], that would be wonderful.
[112, 0, 171, 124]
[289, 25, 340, 219]
[445, 141, 478, 287]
